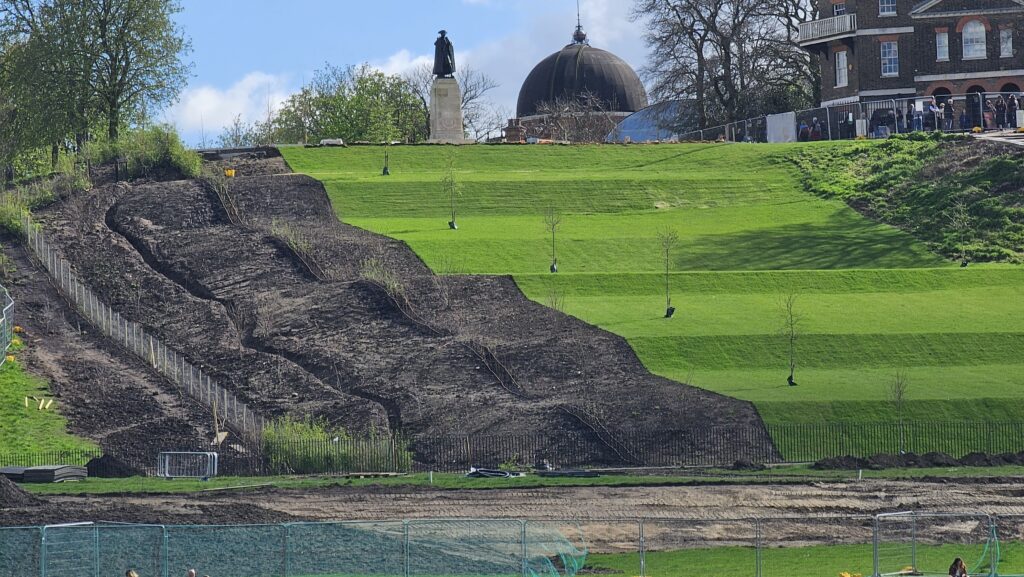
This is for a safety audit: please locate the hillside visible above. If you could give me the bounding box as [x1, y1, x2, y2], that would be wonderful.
[281, 142, 1024, 436]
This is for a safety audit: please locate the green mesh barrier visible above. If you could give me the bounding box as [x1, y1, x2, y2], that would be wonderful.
[1, 520, 587, 577]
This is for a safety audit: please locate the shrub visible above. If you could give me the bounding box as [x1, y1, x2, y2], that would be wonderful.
[87, 125, 201, 179]
[262, 415, 411, 474]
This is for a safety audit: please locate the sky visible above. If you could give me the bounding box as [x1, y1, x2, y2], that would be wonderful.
[166, 0, 650, 146]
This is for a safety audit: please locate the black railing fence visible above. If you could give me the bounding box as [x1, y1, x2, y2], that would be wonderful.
[4, 421, 1024, 477]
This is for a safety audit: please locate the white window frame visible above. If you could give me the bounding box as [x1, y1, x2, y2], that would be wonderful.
[963, 20, 988, 60]
[881, 41, 900, 77]
[835, 50, 849, 87]
[936, 32, 949, 61]
[879, 0, 897, 16]
[1001, 29, 1013, 58]
[833, 3, 846, 16]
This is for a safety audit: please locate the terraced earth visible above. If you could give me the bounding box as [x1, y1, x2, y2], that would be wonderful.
[280, 142, 1024, 437]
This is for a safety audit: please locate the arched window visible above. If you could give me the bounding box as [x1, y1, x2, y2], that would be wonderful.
[963, 20, 987, 59]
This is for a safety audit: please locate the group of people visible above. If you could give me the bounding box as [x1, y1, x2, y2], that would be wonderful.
[899, 94, 1020, 133]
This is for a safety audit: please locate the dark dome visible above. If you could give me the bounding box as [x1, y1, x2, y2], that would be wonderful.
[516, 41, 649, 118]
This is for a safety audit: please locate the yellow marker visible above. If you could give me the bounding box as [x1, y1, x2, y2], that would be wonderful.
[38, 399, 45, 410]
[45, 399, 53, 409]
[24, 397, 28, 407]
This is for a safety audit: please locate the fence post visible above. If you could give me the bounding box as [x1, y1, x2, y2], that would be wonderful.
[162, 525, 169, 577]
[521, 520, 528, 577]
[755, 518, 763, 577]
[40, 525, 47, 577]
[891, 99, 900, 134]
[403, 520, 411, 577]
[873, 515, 881, 577]
[825, 107, 833, 141]
[911, 513, 918, 573]
[283, 523, 291, 577]
[639, 519, 646, 577]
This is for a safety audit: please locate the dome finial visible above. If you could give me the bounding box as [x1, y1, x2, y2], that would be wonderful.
[572, 0, 588, 44]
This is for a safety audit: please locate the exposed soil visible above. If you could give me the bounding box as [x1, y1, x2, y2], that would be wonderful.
[813, 452, 1024, 470]
[6, 479, 1024, 550]
[1, 237, 246, 469]
[27, 153, 774, 467]
[0, 475, 39, 507]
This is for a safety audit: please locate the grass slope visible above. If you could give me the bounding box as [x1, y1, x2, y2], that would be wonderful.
[281, 143, 1024, 452]
[0, 350, 98, 456]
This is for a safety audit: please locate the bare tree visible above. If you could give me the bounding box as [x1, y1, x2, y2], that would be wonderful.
[779, 294, 800, 386]
[948, 199, 974, 266]
[658, 229, 679, 318]
[533, 90, 621, 143]
[889, 370, 909, 453]
[545, 281, 566, 313]
[441, 151, 459, 229]
[544, 207, 563, 273]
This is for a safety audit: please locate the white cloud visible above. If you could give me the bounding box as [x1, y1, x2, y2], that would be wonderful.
[167, 71, 295, 143]
[373, 49, 434, 76]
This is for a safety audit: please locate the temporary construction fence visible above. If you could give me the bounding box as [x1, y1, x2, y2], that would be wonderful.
[0, 281, 13, 367]
[0, 520, 587, 577]
[676, 91, 1023, 143]
[3, 513, 1023, 577]
[21, 213, 266, 443]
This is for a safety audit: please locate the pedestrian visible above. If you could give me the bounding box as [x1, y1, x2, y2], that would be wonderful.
[1008, 94, 1019, 128]
[811, 117, 822, 140]
[948, 557, 968, 577]
[985, 99, 996, 129]
[906, 101, 915, 132]
[995, 96, 1007, 129]
[187, 570, 197, 577]
[944, 102, 955, 131]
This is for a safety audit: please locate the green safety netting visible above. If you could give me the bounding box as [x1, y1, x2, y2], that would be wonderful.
[0, 520, 588, 577]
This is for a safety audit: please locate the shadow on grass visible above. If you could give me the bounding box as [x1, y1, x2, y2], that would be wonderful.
[678, 210, 945, 270]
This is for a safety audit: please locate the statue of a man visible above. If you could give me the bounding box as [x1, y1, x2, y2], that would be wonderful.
[433, 30, 456, 78]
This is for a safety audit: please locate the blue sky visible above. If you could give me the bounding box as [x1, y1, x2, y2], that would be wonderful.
[166, 0, 648, 145]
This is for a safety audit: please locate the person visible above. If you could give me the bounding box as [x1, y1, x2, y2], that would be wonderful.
[798, 120, 809, 142]
[1009, 94, 1020, 128]
[895, 107, 904, 133]
[906, 101, 915, 132]
[995, 96, 1007, 129]
[187, 570, 197, 577]
[810, 117, 822, 140]
[928, 98, 941, 131]
[944, 102, 955, 131]
[985, 99, 996, 129]
[949, 557, 968, 577]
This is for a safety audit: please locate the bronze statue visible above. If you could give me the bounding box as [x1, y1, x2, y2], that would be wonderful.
[433, 30, 455, 78]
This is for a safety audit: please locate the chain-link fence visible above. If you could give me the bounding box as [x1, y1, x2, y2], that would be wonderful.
[21, 213, 265, 443]
[677, 92, 1023, 143]
[4, 514, 1020, 577]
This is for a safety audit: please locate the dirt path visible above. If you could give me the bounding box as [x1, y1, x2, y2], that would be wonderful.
[2, 236, 232, 466]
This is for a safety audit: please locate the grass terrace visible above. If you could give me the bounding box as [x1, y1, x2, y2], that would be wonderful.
[281, 142, 1024, 454]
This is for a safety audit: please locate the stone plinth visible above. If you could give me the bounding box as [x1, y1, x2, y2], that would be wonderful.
[429, 77, 472, 144]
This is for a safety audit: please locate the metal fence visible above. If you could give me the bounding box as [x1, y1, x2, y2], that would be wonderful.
[2, 514, 1022, 577]
[0, 281, 14, 367]
[678, 91, 1023, 143]
[21, 213, 265, 443]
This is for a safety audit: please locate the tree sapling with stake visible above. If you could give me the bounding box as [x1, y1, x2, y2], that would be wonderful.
[544, 207, 562, 273]
[657, 229, 679, 318]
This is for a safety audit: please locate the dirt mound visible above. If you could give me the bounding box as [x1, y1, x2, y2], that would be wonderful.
[86, 455, 141, 478]
[919, 452, 960, 467]
[811, 456, 869, 470]
[0, 476, 40, 508]
[731, 459, 766, 471]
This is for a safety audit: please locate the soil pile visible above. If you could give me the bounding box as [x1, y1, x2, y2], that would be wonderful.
[0, 476, 40, 508]
[86, 455, 141, 478]
[813, 451, 1024, 470]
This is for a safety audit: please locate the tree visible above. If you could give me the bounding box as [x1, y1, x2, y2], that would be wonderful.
[889, 370, 909, 454]
[633, 0, 817, 128]
[543, 207, 562, 273]
[657, 229, 679, 318]
[533, 90, 621, 142]
[441, 151, 459, 230]
[88, 0, 192, 140]
[779, 294, 800, 386]
[218, 114, 256, 148]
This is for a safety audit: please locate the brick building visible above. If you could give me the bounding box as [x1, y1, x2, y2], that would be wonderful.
[800, 0, 1024, 106]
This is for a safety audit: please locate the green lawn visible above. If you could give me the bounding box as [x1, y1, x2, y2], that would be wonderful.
[280, 143, 1024, 453]
[0, 344, 98, 456]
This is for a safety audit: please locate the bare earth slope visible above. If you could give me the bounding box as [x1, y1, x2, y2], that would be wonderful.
[35, 156, 773, 465]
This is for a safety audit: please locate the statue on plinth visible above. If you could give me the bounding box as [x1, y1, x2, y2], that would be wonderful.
[428, 30, 469, 144]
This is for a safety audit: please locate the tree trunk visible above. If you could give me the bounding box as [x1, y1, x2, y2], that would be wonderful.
[51, 144, 59, 169]
[108, 109, 120, 140]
